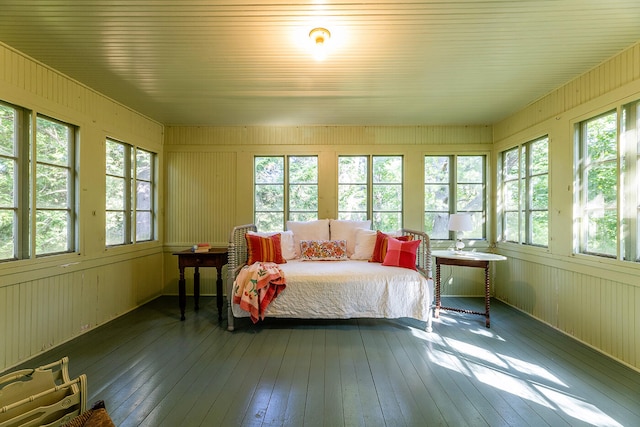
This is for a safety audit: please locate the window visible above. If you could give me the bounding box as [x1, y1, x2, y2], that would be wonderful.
[106, 139, 156, 246]
[0, 104, 77, 261]
[338, 155, 403, 231]
[500, 136, 549, 246]
[576, 112, 618, 257]
[424, 155, 486, 240]
[576, 104, 640, 261]
[254, 156, 318, 231]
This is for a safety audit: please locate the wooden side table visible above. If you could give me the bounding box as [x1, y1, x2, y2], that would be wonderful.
[432, 250, 506, 328]
[173, 247, 228, 321]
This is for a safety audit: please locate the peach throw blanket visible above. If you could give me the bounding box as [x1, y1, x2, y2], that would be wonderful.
[232, 262, 287, 323]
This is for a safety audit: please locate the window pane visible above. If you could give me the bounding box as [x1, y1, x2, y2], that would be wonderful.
[289, 184, 317, 211]
[425, 212, 449, 239]
[373, 184, 401, 210]
[373, 156, 401, 183]
[255, 212, 284, 233]
[586, 113, 617, 163]
[586, 210, 618, 256]
[136, 211, 152, 241]
[339, 184, 367, 211]
[106, 211, 125, 246]
[424, 184, 449, 211]
[530, 211, 549, 246]
[136, 149, 152, 180]
[373, 212, 401, 232]
[136, 181, 151, 210]
[106, 176, 125, 210]
[36, 210, 68, 253]
[587, 163, 617, 206]
[457, 156, 483, 183]
[255, 157, 283, 183]
[0, 105, 16, 155]
[255, 185, 283, 211]
[424, 157, 449, 183]
[338, 212, 367, 221]
[0, 158, 14, 205]
[457, 184, 483, 211]
[36, 117, 69, 166]
[106, 141, 125, 176]
[289, 156, 317, 183]
[530, 175, 548, 209]
[339, 156, 367, 183]
[36, 164, 68, 208]
[0, 210, 14, 259]
[289, 212, 317, 222]
[503, 149, 519, 180]
[530, 140, 548, 175]
[504, 212, 520, 242]
[504, 181, 520, 211]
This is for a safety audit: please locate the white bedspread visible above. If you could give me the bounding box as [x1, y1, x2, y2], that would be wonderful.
[231, 259, 433, 322]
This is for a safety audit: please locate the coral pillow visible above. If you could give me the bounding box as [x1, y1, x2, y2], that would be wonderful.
[246, 233, 286, 264]
[247, 230, 296, 260]
[300, 240, 347, 261]
[382, 237, 421, 270]
[369, 231, 413, 263]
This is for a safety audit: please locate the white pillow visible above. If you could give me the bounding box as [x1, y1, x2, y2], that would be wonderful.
[329, 219, 372, 257]
[286, 219, 330, 258]
[350, 228, 377, 260]
[247, 230, 296, 260]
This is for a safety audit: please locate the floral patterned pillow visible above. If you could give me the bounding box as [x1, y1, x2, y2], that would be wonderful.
[300, 240, 347, 261]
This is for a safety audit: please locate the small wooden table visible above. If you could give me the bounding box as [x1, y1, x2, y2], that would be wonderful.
[173, 247, 228, 321]
[432, 250, 506, 328]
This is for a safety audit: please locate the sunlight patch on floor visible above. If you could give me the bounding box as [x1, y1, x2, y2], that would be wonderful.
[535, 385, 623, 427]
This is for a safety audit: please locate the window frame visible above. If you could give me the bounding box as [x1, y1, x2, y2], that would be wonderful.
[0, 104, 79, 261]
[424, 154, 487, 241]
[499, 136, 549, 247]
[105, 138, 157, 247]
[338, 154, 404, 231]
[253, 155, 319, 231]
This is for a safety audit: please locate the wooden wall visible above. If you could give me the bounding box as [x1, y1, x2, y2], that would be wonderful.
[0, 43, 165, 372]
[162, 126, 494, 296]
[493, 42, 640, 371]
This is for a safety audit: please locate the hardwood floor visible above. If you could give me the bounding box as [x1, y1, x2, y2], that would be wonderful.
[7, 296, 640, 427]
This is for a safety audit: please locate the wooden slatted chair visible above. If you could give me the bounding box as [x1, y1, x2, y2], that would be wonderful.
[0, 357, 86, 427]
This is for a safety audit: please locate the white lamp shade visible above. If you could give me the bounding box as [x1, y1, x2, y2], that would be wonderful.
[448, 213, 473, 232]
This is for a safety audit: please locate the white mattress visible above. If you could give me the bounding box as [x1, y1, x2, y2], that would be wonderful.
[231, 259, 433, 321]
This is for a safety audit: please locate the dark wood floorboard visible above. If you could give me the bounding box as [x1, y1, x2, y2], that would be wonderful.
[6, 296, 640, 427]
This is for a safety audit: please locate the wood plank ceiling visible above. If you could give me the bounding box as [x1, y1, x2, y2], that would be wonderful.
[1, 0, 639, 126]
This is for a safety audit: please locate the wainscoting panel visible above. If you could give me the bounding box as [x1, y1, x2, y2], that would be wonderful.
[0, 252, 163, 373]
[494, 255, 639, 371]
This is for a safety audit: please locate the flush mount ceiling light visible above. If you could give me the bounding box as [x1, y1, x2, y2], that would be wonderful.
[309, 27, 331, 61]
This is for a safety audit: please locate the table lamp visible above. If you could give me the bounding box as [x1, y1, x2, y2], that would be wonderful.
[449, 213, 473, 251]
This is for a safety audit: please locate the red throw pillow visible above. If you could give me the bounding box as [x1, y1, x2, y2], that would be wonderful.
[246, 233, 286, 264]
[382, 237, 421, 270]
[369, 230, 413, 263]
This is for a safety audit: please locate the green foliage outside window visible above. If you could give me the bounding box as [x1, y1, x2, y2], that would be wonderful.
[0, 104, 16, 259]
[582, 112, 618, 256]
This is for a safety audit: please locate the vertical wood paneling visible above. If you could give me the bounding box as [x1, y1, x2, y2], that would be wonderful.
[165, 151, 236, 246]
[494, 256, 638, 371]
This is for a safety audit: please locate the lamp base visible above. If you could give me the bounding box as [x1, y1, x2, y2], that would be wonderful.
[455, 239, 465, 251]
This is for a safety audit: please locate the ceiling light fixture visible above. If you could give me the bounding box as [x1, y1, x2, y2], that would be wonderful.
[309, 27, 330, 61]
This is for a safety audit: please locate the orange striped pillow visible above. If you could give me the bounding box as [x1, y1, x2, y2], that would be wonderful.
[246, 233, 286, 264]
[369, 230, 413, 263]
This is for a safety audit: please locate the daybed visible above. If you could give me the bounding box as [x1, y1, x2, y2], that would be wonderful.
[226, 219, 434, 332]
